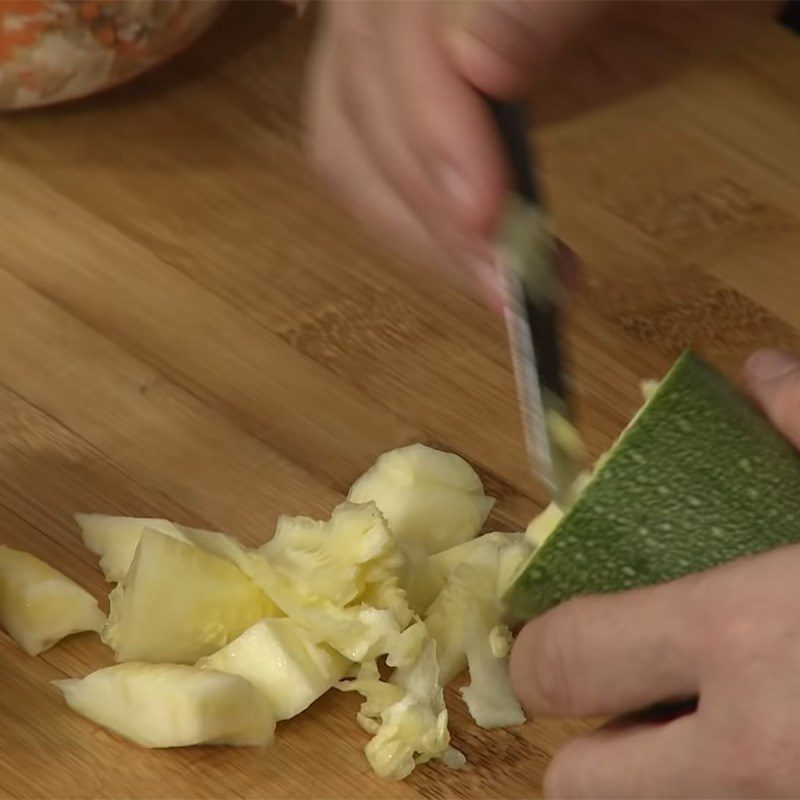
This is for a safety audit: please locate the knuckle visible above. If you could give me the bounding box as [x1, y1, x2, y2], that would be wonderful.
[710, 601, 789, 667]
[456, 1, 548, 96]
[713, 612, 762, 662]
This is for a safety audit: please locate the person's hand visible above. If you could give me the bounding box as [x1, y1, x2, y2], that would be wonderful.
[304, 0, 607, 310]
[304, 1, 780, 311]
[305, 1, 509, 310]
[509, 348, 800, 799]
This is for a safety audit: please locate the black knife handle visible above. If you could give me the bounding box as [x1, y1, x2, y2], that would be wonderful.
[483, 95, 569, 404]
[482, 97, 538, 203]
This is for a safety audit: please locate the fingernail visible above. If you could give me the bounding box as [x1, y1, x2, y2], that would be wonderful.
[439, 162, 476, 221]
[744, 349, 800, 384]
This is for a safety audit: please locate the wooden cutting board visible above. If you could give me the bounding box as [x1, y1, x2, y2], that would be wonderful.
[0, 4, 798, 798]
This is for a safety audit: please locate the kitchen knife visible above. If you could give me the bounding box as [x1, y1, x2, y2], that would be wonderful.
[486, 98, 584, 508]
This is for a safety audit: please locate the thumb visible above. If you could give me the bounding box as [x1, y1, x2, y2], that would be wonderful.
[447, 0, 609, 99]
[743, 349, 800, 449]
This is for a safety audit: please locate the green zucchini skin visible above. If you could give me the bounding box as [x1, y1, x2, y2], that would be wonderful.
[505, 350, 800, 621]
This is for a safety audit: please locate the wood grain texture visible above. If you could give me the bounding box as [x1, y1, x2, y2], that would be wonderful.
[0, 4, 798, 798]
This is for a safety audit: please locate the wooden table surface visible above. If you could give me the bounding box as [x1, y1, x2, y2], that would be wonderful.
[0, 4, 798, 798]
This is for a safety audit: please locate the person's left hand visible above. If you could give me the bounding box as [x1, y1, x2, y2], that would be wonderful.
[510, 349, 800, 799]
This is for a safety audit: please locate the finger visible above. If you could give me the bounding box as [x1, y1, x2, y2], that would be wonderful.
[742, 349, 800, 449]
[305, 28, 496, 305]
[331, 2, 502, 304]
[545, 714, 699, 799]
[449, 0, 611, 99]
[509, 582, 700, 719]
[331, 3, 441, 230]
[305, 24, 449, 274]
[380, 0, 508, 241]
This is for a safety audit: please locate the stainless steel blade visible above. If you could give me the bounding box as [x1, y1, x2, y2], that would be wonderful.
[498, 196, 584, 508]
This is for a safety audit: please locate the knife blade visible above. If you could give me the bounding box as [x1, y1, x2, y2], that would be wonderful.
[486, 99, 584, 508]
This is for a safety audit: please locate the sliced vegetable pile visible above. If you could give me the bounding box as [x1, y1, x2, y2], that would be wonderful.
[11, 350, 790, 779]
[0, 444, 552, 780]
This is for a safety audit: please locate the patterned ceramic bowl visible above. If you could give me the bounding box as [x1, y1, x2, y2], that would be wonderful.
[0, 0, 226, 110]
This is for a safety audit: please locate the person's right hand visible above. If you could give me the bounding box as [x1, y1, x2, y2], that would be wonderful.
[304, 1, 610, 310]
[304, 1, 780, 311]
[305, 0, 517, 311]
